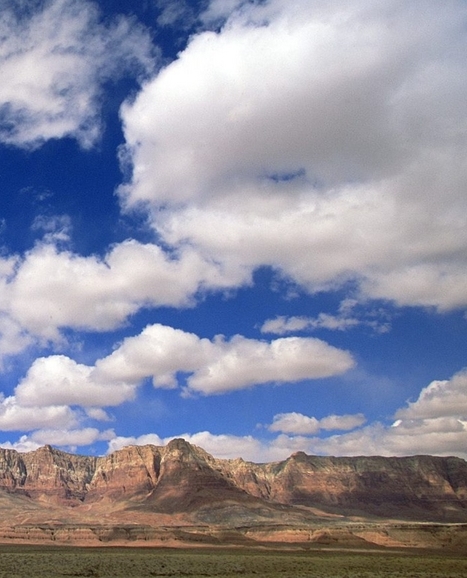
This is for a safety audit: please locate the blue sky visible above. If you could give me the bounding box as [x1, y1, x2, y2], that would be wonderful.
[0, 0, 466, 461]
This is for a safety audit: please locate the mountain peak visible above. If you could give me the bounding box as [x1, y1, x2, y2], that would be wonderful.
[0, 442, 464, 526]
[165, 437, 194, 452]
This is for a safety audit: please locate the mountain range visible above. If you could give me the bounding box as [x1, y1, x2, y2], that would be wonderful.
[0, 439, 466, 549]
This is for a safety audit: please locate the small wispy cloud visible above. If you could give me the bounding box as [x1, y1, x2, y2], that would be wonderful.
[268, 411, 366, 435]
[31, 214, 72, 244]
[0, 0, 154, 149]
[261, 299, 391, 335]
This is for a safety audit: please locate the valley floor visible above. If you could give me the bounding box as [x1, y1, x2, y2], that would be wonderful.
[0, 546, 466, 578]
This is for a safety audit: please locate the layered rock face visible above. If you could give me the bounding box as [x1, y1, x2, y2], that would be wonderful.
[0, 439, 466, 523]
[236, 451, 467, 520]
[0, 445, 96, 502]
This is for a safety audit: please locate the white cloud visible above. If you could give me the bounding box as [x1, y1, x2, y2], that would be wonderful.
[85, 408, 112, 422]
[269, 411, 365, 435]
[0, 353, 127, 442]
[94, 324, 208, 388]
[187, 335, 354, 394]
[362, 264, 467, 312]
[0, 315, 33, 365]
[395, 369, 467, 421]
[289, 369, 467, 459]
[15, 355, 136, 408]
[269, 412, 320, 435]
[106, 368, 467, 461]
[119, 0, 467, 311]
[107, 433, 164, 454]
[3, 367, 467, 460]
[200, 0, 246, 26]
[30, 427, 115, 447]
[107, 421, 467, 463]
[178, 431, 267, 461]
[0, 240, 244, 343]
[307, 421, 467, 460]
[261, 316, 311, 335]
[0, 321, 353, 446]
[95, 323, 355, 394]
[155, 0, 197, 29]
[261, 299, 390, 335]
[0, 427, 115, 453]
[31, 214, 72, 244]
[0, 0, 153, 148]
[319, 413, 366, 431]
[0, 395, 77, 432]
[0, 0, 465, 462]
[0, 435, 42, 453]
[107, 431, 295, 462]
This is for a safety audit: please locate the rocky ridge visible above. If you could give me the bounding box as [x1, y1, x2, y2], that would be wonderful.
[0, 439, 466, 548]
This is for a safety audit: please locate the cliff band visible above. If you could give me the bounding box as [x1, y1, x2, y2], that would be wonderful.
[0, 439, 465, 520]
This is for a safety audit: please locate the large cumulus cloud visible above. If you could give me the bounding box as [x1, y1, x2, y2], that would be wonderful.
[119, 0, 467, 310]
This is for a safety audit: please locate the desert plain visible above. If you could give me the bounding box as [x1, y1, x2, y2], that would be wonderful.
[0, 439, 466, 576]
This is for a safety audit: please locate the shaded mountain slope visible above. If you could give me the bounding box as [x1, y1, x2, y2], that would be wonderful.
[0, 439, 466, 525]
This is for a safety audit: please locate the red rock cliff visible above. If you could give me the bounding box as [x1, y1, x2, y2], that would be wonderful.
[0, 440, 466, 522]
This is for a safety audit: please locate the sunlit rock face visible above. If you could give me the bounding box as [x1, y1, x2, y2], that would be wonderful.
[0, 440, 466, 523]
[241, 452, 467, 520]
[0, 445, 96, 502]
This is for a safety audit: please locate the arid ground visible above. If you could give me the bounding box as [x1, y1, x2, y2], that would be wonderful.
[0, 545, 466, 578]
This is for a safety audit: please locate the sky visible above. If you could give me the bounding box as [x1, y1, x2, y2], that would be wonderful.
[0, 0, 466, 462]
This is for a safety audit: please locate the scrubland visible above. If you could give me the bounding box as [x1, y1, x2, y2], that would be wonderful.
[0, 546, 466, 578]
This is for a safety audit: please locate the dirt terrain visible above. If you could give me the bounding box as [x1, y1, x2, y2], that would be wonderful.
[1, 546, 466, 578]
[0, 439, 466, 550]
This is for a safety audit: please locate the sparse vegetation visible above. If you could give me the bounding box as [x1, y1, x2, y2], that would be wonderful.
[0, 546, 465, 578]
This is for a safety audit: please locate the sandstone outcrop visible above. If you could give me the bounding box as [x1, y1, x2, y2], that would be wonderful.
[0, 439, 466, 548]
[233, 451, 467, 520]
